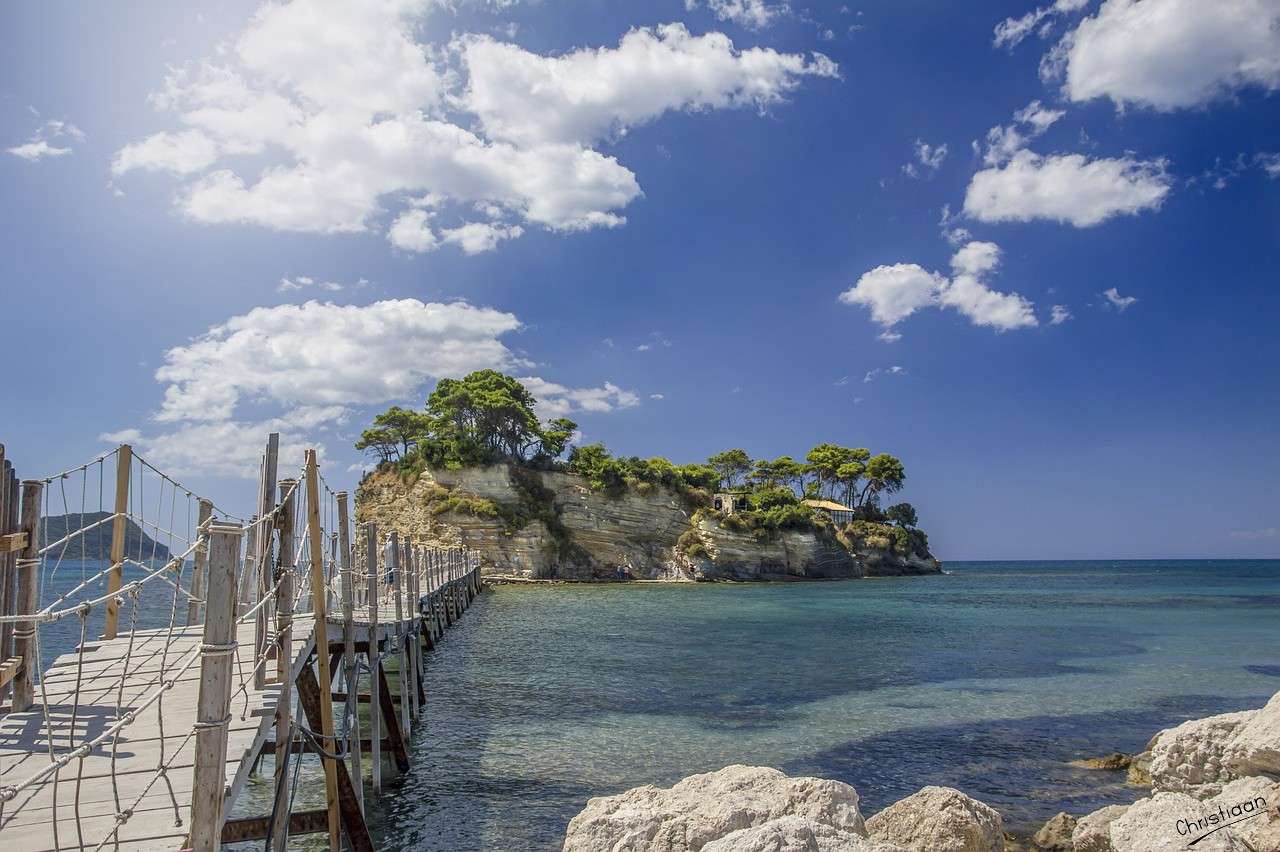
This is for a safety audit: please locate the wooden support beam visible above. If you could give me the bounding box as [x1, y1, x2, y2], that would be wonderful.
[188, 523, 241, 852]
[304, 448, 342, 852]
[376, 665, 412, 773]
[259, 736, 395, 756]
[0, 531, 27, 553]
[102, 444, 131, 639]
[0, 455, 15, 704]
[222, 808, 331, 843]
[295, 664, 376, 852]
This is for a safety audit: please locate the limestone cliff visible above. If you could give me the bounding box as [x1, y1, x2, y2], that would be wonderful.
[354, 464, 941, 581]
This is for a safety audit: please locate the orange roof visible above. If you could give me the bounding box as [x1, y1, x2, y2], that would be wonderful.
[802, 499, 854, 512]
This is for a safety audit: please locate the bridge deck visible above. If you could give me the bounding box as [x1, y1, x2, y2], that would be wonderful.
[0, 602, 431, 852]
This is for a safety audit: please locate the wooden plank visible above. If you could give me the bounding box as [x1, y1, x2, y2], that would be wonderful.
[187, 523, 241, 852]
[303, 449, 341, 851]
[101, 444, 131, 639]
[222, 807, 331, 843]
[1, 461, 17, 704]
[376, 666, 411, 773]
[0, 532, 27, 554]
[253, 433, 279, 689]
[268, 479, 297, 852]
[366, 522, 381, 797]
[336, 490, 364, 817]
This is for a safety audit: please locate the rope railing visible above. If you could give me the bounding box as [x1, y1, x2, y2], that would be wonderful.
[0, 437, 487, 851]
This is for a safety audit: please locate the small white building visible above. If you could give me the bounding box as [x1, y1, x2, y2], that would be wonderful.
[713, 492, 751, 514]
[802, 499, 855, 525]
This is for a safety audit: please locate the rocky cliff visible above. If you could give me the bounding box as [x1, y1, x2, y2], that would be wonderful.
[355, 464, 941, 581]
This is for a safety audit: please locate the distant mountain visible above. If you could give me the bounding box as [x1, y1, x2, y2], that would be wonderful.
[40, 512, 172, 563]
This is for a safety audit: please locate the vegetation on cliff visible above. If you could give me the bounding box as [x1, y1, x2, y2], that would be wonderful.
[357, 369, 931, 561]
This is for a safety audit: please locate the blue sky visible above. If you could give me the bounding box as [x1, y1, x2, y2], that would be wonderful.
[2, 0, 1278, 560]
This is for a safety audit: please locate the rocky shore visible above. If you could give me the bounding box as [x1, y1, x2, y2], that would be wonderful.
[356, 464, 941, 581]
[561, 690, 1280, 851]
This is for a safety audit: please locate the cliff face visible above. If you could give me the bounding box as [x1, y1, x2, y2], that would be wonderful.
[355, 464, 941, 581]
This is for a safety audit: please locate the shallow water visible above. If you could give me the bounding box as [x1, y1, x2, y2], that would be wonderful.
[367, 560, 1280, 850]
[30, 559, 1280, 849]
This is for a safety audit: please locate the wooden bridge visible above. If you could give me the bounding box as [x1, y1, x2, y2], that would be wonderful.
[0, 435, 483, 850]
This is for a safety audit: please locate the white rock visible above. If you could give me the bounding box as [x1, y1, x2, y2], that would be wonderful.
[1070, 804, 1127, 852]
[1108, 791, 1243, 851]
[562, 765, 867, 852]
[1207, 776, 1280, 852]
[1148, 710, 1254, 798]
[702, 816, 903, 852]
[864, 786, 1004, 852]
[1224, 691, 1280, 778]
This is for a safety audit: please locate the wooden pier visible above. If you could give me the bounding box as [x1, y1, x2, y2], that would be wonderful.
[0, 437, 484, 850]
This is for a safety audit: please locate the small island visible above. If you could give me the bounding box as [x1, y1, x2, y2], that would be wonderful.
[354, 370, 940, 581]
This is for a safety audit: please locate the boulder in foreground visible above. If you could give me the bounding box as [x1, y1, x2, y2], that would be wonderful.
[864, 785, 1004, 852]
[1224, 690, 1280, 778]
[562, 765, 866, 852]
[702, 815, 904, 852]
[1148, 710, 1254, 797]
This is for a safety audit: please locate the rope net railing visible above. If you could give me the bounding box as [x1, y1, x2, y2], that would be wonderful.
[0, 438, 483, 850]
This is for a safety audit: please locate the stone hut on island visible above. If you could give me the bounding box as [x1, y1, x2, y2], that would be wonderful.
[713, 491, 751, 514]
[802, 498, 855, 525]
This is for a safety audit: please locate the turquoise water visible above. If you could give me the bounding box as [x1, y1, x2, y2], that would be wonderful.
[366, 560, 1280, 850]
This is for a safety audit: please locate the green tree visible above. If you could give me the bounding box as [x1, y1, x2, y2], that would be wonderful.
[677, 463, 720, 492]
[860, 453, 906, 505]
[354, 427, 399, 464]
[805, 444, 868, 501]
[708, 449, 752, 490]
[369, 406, 431, 459]
[885, 502, 918, 528]
[427, 370, 544, 461]
[539, 417, 579, 460]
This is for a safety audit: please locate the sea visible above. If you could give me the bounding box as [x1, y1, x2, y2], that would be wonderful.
[32, 558, 1280, 850]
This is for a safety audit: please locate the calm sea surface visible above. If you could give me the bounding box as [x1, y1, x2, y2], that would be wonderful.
[31, 559, 1280, 849]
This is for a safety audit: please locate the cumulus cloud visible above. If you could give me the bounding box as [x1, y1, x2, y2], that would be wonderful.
[518, 377, 640, 418]
[153, 299, 529, 423]
[100, 297, 642, 477]
[1050, 304, 1073, 324]
[1102, 286, 1137, 311]
[686, 0, 789, 29]
[458, 24, 837, 147]
[111, 1, 836, 254]
[7, 118, 85, 161]
[1051, 0, 1280, 110]
[840, 241, 1038, 337]
[980, 100, 1065, 166]
[964, 149, 1171, 227]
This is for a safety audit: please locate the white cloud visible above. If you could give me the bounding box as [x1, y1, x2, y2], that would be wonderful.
[686, 0, 789, 29]
[7, 118, 85, 161]
[841, 241, 1038, 336]
[1256, 152, 1280, 178]
[112, 130, 219, 175]
[1053, 0, 1280, 110]
[518, 377, 641, 417]
[278, 275, 343, 293]
[113, 3, 835, 252]
[903, 138, 948, 178]
[993, 0, 1089, 49]
[458, 24, 837, 147]
[154, 299, 528, 423]
[1102, 286, 1137, 311]
[1050, 304, 1073, 324]
[964, 149, 1171, 227]
[649, 393, 665, 400]
[118, 415, 329, 479]
[980, 100, 1064, 167]
[863, 366, 906, 383]
[441, 222, 524, 254]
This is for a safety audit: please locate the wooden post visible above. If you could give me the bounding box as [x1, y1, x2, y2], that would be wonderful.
[388, 532, 409, 737]
[186, 499, 213, 625]
[405, 546, 419, 722]
[188, 522, 241, 852]
[304, 449, 342, 852]
[239, 514, 258, 611]
[102, 444, 132, 640]
[12, 479, 41, 712]
[268, 480, 296, 852]
[0, 452, 13, 703]
[366, 522, 381, 797]
[254, 434, 279, 689]
[337, 492, 364, 815]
